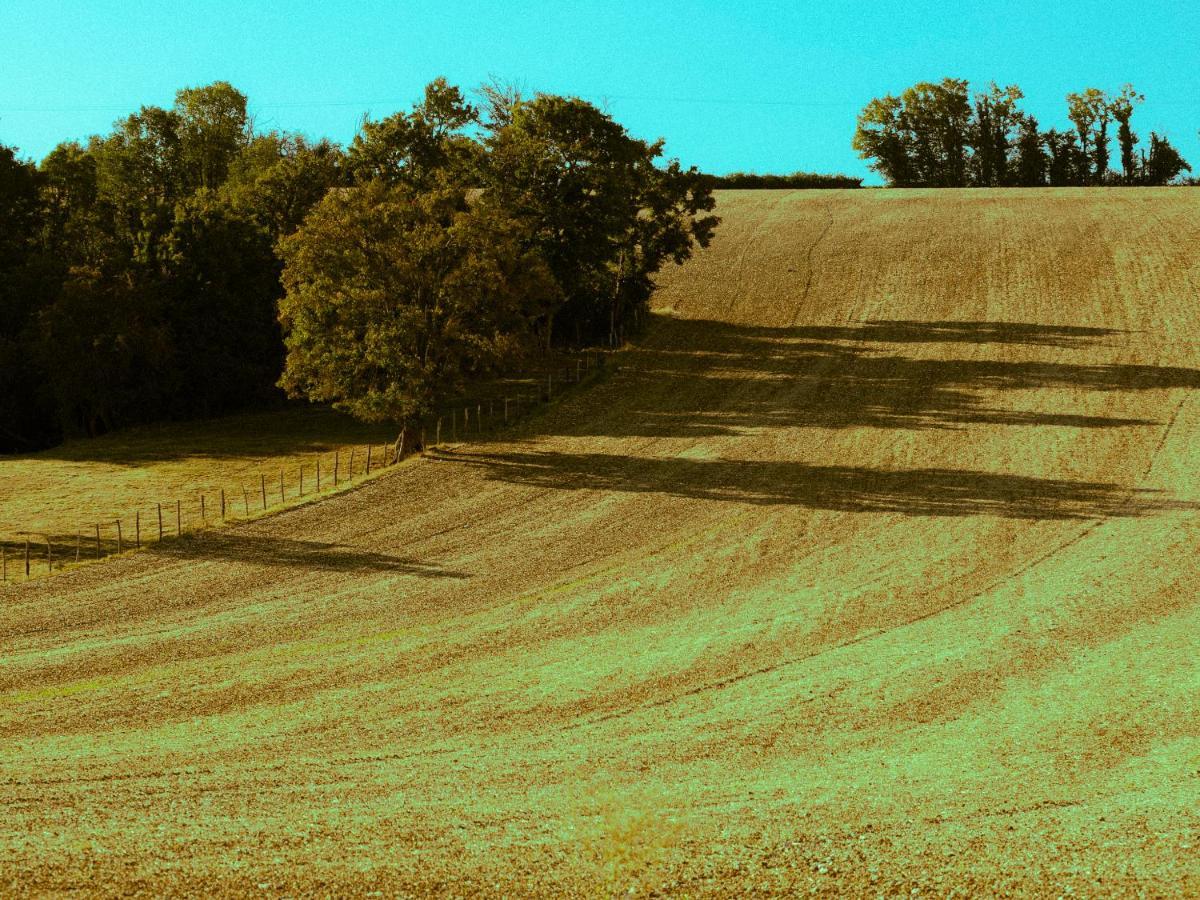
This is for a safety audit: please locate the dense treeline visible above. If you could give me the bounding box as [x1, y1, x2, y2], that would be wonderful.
[853, 79, 1193, 187]
[0, 79, 717, 454]
[705, 172, 862, 189]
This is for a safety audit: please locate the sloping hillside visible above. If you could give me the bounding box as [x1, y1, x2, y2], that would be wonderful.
[3, 188, 1199, 895]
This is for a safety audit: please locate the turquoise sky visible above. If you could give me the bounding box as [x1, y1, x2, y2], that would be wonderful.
[2, 0, 1197, 183]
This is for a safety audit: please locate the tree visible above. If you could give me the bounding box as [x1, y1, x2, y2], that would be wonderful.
[0, 144, 53, 450]
[898, 79, 972, 187]
[853, 79, 973, 187]
[971, 83, 1024, 186]
[161, 192, 284, 416]
[1109, 84, 1144, 184]
[223, 132, 345, 240]
[277, 181, 557, 456]
[175, 81, 251, 191]
[484, 93, 716, 347]
[1143, 132, 1192, 185]
[1013, 114, 1047, 186]
[852, 95, 912, 186]
[346, 78, 481, 188]
[35, 266, 174, 437]
[1067, 88, 1112, 183]
[39, 142, 100, 260]
[1044, 129, 1087, 186]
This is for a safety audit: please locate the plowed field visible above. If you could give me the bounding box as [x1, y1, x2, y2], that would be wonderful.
[3, 188, 1200, 896]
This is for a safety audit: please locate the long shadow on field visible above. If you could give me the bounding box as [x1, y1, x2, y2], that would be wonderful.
[536, 316, 1198, 438]
[148, 531, 468, 576]
[447, 450, 1194, 520]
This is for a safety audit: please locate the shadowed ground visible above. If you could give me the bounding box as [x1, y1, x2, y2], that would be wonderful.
[3, 188, 1200, 896]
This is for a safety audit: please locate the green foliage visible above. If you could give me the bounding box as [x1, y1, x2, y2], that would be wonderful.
[346, 77, 480, 188]
[223, 133, 345, 240]
[855, 79, 1190, 188]
[704, 172, 862, 189]
[1014, 114, 1047, 186]
[853, 79, 974, 187]
[1109, 85, 1144, 183]
[483, 93, 717, 347]
[278, 182, 557, 434]
[971, 84, 1024, 186]
[2, 77, 717, 452]
[0, 82, 342, 452]
[0, 145, 54, 449]
[1144, 133, 1192, 185]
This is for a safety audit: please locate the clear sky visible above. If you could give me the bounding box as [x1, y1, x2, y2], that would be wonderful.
[2, 0, 1197, 183]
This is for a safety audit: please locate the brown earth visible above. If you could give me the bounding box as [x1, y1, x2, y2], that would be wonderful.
[3, 188, 1200, 896]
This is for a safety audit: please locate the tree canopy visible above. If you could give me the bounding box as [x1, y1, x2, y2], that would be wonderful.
[0, 78, 719, 455]
[854, 79, 1192, 187]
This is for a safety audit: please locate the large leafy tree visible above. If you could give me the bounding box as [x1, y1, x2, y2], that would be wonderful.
[277, 182, 557, 455]
[175, 81, 251, 191]
[852, 95, 913, 186]
[854, 79, 973, 187]
[484, 93, 717, 347]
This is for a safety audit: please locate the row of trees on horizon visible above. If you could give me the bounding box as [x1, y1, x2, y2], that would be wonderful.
[0, 79, 718, 454]
[854, 79, 1194, 188]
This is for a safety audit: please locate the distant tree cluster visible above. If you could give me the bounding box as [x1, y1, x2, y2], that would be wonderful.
[705, 172, 862, 189]
[0, 79, 718, 454]
[853, 79, 1193, 187]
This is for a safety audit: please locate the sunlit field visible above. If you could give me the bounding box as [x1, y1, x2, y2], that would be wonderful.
[3, 188, 1200, 895]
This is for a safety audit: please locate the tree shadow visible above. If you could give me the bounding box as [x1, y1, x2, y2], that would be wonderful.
[788, 319, 1127, 348]
[148, 531, 469, 576]
[536, 316, 1196, 438]
[445, 450, 1195, 521]
[17, 405, 396, 465]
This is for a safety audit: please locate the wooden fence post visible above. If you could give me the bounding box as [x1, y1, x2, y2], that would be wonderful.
[201, 494, 207, 523]
[45, 536, 52, 573]
[75, 530, 81, 562]
[116, 521, 122, 554]
[436, 417, 442, 446]
[280, 469, 285, 504]
[243, 488, 250, 516]
[136, 511, 141, 549]
[334, 450, 340, 487]
[316, 459, 321, 492]
[94, 524, 101, 558]
[220, 488, 226, 519]
[260, 473, 267, 510]
[299, 466, 304, 497]
[157, 504, 163, 541]
[451, 410, 457, 442]
[176, 500, 181, 536]
[25, 536, 31, 577]
[348, 448, 355, 479]
[366, 445, 372, 475]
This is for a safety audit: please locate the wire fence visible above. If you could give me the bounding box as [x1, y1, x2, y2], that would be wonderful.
[0, 351, 608, 585]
